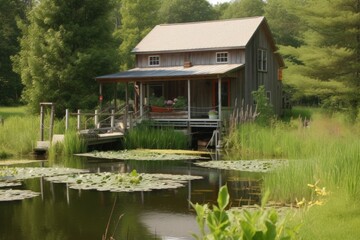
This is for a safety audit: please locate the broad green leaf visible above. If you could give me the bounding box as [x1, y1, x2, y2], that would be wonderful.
[217, 185, 230, 210]
[265, 220, 277, 240]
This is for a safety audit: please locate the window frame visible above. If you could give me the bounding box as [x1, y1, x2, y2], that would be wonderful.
[148, 55, 160, 66]
[257, 49, 268, 72]
[216, 52, 229, 63]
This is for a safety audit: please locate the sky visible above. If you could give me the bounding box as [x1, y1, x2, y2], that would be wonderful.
[207, 0, 232, 5]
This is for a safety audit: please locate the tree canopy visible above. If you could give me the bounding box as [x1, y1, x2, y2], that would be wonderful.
[0, 0, 26, 105]
[280, 0, 360, 120]
[12, 0, 118, 115]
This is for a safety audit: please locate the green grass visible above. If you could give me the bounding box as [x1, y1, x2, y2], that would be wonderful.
[0, 115, 39, 158]
[225, 107, 360, 239]
[49, 130, 87, 159]
[297, 193, 360, 240]
[0, 106, 85, 159]
[0, 106, 27, 119]
[124, 122, 189, 149]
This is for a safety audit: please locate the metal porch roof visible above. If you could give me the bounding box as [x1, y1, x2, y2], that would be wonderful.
[96, 64, 244, 82]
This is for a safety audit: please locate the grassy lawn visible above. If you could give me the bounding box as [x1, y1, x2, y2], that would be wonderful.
[0, 106, 27, 119]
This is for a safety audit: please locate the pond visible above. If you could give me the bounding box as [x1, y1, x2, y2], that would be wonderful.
[0, 153, 263, 240]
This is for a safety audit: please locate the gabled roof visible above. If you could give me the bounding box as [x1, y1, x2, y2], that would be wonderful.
[133, 16, 266, 54]
[96, 64, 244, 82]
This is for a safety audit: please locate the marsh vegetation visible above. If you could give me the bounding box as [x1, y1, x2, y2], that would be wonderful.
[1, 106, 359, 239]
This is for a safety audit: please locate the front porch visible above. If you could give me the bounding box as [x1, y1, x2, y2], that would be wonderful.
[96, 64, 244, 130]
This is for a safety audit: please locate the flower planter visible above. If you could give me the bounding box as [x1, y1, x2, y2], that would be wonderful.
[151, 106, 173, 112]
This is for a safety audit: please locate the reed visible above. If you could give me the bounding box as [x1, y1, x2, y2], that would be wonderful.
[124, 122, 188, 149]
[225, 108, 360, 202]
[0, 115, 39, 158]
[49, 130, 87, 158]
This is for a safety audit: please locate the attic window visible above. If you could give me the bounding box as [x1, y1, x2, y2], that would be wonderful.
[216, 52, 228, 63]
[148, 55, 160, 66]
[258, 49, 267, 72]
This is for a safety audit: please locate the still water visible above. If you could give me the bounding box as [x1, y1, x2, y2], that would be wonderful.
[0, 156, 261, 240]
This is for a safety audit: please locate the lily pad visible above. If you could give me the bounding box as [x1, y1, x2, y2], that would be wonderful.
[0, 181, 22, 188]
[75, 149, 209, 161]
[0, 167, 89, 182]
[0, 189, 40, 201]
[0, 159, 45, 166]
[45, 171, 203, 192]
[195, 160, 287, 172]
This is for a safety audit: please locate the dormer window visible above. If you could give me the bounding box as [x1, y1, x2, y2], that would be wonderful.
[216, 52, 228, 63]
[148, 55, 160, 66]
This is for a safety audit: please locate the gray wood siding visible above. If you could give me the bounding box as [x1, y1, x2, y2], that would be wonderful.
[244, 26, 282, 115]
[136, 50, 245, 68]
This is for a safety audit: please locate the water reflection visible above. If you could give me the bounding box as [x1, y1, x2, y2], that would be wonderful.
[0, 154, 262, 240]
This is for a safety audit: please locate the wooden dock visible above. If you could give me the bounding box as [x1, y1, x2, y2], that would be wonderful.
[34, 131, 124, 154]
[80, 131, 124, 145]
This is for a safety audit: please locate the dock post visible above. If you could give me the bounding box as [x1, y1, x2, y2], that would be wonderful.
[110, 109, 115, 132]
[40, 104, 45, 141]
[65, 109, 69, 130]
[77, 109, 81, 130]
[95, 110, 99, 128]
[49, 104, 55, 142]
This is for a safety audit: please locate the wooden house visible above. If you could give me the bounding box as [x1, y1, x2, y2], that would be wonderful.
[96, 16, 284, 144]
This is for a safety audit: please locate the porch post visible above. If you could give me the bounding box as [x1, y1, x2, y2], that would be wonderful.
[124, 82, 128, 131]
[218, 77, 222, 119]
[99, 83, 103, 110]
[217, 77, 222, 149]
[187, 79, 191, 120]
[139, 82, 143, 117]
[114, 83, 118, 111]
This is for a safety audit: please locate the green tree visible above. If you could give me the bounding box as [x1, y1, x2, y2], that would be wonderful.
[264, 0, 304, 47]
[159, 0, 216, 24]
[0, 0, 27, 105]
[221, 0, 265, 19]
[13, 0, 118, 115]
[118, 0, 160, 70]
[283, 0, 360, 120]
[212, 2, 231, 20]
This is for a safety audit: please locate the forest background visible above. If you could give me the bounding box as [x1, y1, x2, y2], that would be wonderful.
[0, 0, 359, 121]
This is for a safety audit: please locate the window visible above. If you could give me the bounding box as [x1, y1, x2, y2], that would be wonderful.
[148, 55, 160, 66]
[216, 52, 228, 63]
[149, 84, 163, 97]
[266, 91, 271, 101]
[258, 49, 267, 72]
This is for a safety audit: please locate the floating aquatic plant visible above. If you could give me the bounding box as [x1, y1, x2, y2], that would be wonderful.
[0, 189, 40, 201]
[195, 160, 287, 172]
[76, 149, 209, 161]
[45, 171, 203, 192]
[0, 167, 89, 182]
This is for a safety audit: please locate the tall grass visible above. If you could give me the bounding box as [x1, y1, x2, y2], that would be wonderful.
[225, 108, 360, 239]
[0, 106, 87, 158]
[0, 115, 39, 158]
[49, 130, 87, 159]
[225, 109, 360, 202]
[124, 122, 188, 149]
